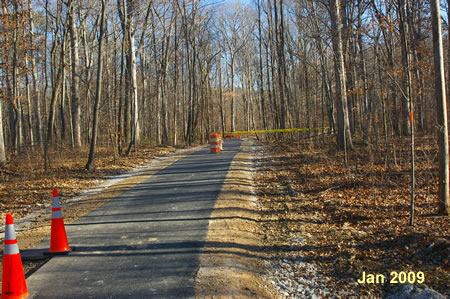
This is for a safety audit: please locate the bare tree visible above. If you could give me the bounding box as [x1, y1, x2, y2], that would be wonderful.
[431, 0, 449, 216]
[329, 0, 353, 154]
[216, 3, 248, 132]
[27, 0, 42, 146]
[68, 0, 81, 148]
[86, 0, 106, 170]
[44, 0, 67, 170]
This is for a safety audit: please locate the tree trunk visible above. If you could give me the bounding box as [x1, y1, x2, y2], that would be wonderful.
[12, 1, 22, 152]
[25, 56, 34, 146]
[398, 0, 412, 136]
[85, 0, 106, 170]
[59, 63, 66, 142]
[447, 0, 450, 96]
[274, 0, 287, 130]
[69, 2, 82, 148]
[257, 0, 267, 130]
[173, 10, 178, 145]
[431, 0, 450, 216]
[329, 0, 353, 152]
[230, 55, 235, 132]
[26, 0, 42, 146]
[128, 30, 139, 150]
[0, 100, 6, 165]
[44, 67, 63, 171]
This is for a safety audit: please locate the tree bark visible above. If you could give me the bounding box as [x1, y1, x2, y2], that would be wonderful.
[86, 0, 106, 170]
[69, 1, 82, 148]
[25, 57, 34, 146]
[27, 0, 42, 146]
[0, 99, 6, 165]
[431, 0, 449, 215]
[398, 0, 412, 136]
[173, 6, 178, 145]
[12, 0, 22, 152]
[44, 67, 63, 171]
[230, 54, 235, 132]
[329, 0, 353, 152]
[257, 0, 267, 130]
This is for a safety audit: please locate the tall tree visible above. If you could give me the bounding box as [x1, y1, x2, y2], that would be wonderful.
[86, 0, 106, 170]
[68, 1, 81, 148]
[27, 0, 42, 146]
[431, 0, 449, 215]
[44, 0, 67, 170]
[398, 0, 412, 136]
[329, 0, 353, 153]
[257, 0, 267, 130]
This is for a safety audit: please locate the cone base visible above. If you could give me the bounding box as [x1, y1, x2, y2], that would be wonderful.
[1, 291, 29, 299]
[2, 254, 28, 299]
[44, 248, 71, 256]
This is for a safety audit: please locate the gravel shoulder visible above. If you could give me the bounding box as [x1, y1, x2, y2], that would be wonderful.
[195, 139, 278, 298]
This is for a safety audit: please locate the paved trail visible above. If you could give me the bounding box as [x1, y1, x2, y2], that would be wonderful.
[26, 140, 243, 298]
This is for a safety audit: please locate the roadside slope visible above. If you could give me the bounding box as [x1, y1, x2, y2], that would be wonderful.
[195, 139, 278, 298]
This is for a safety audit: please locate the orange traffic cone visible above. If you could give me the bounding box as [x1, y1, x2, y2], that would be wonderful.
[238, 133, 240, 139]
[230, 135, 232, 139]
[2, 214, 29, 299]
[49, 189, 70, 254]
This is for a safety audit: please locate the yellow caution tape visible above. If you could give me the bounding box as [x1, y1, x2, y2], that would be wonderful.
[222, 127, 330, 135]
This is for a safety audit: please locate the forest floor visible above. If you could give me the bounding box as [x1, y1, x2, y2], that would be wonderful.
[255, 134, 449, 297]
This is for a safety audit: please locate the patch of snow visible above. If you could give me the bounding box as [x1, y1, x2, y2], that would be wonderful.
[385, 285, 447, 299]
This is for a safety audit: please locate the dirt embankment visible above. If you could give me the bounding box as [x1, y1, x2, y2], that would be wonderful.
[195, 139, 278, 298]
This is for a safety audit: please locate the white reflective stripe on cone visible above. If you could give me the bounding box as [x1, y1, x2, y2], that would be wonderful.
[52, 210, 63, 219]
[210, 144, 220, 148]
[210, 138, 220, 142]
[5, 224, 16, 241]
[4, 243, 20, 255]
[52, 197, 61, 208]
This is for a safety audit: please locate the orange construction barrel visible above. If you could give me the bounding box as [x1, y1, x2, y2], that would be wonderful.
[209, 132, 220, 153]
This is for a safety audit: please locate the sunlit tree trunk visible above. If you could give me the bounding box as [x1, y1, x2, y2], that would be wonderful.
[25, 56, 34, 146]
[69, 1, 81, 148]
[86, 0, 106, 170]
[28, 5, 42, 146]
[398, 0, 412, 136]
[329, 0, 353, 152]
[0, 100, 6, 165]
[431, 0, 449, 216]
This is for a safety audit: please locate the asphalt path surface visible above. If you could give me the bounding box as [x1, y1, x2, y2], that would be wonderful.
[25, 139, 243, 298]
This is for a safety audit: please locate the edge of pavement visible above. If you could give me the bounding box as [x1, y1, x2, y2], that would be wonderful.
[0, 144, 206, 249]
[195, 138, 278, 298]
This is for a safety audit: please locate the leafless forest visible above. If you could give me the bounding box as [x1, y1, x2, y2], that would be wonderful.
[0, 0, 448, 213]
